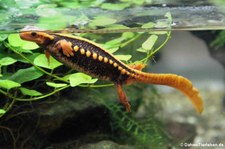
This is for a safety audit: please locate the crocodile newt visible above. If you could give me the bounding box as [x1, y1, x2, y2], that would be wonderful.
[19, 31, 203, 113]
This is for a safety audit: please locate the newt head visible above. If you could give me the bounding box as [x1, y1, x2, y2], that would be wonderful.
[19, 31, 54, 45]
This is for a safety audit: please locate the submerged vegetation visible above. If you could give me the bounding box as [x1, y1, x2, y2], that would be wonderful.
[211, 30, 225, 49]
[0, 0, 175, 148]
[0, 17, 172, 116]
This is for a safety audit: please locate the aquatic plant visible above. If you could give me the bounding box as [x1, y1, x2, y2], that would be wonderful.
[0, 12, 172, 118]
[97, 87, 170, 148]
[210, 30, 225, 49]
[0, 1, 172, 146]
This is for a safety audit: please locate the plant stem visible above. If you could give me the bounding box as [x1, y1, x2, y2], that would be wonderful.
[0, 85, 69, 101]
[140, 31, 171, 63]
[4, 42, 69, 83]
[120, 33, 142, 48]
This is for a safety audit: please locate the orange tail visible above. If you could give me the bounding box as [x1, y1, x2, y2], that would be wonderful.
[131, 71, 203, 113]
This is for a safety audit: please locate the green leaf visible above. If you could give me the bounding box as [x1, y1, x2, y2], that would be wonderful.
[9, 67, 44, 84]
[69, 73, 98, 87]
[105, 24, 130, 30]
[155, 13, 172, 29]
[22, 42, 39, 50]
[114, 55, 132, 61]
[0, 34, 8, 41]
[0, 80, 21, 90]
[8, 34, 25, 47]
[107, 47, 119, 54]
[34, 54, 62, 69]
[102, 43, 119, 53]
[211, 30, 225, 48]
[132, 0, 145, 5]
[46, 82, 68, 88]
[136, 47, 148, 53]
[101, 3, 130, 10]
[165, 12, 172, 23]
[90, 16, 117, 27]
[62, 74, 71, 81]
[8, 34, 38, 50]
[122, 32, 134, 39]
[0, 57, 17, 66]
[0, 109, 6, 115]
[141, 22, 156, 29]
[16, 48, 33, 54]
[105, 37, 124, 46]
[105, 33, 133, 49]
[149, 31, 168, 35]
[37, 15, 72, 30]
[19, 87, 42, 96]
[142, 35, 158, 50]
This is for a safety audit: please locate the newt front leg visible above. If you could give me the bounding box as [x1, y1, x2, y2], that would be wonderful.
[54, 39, 74, 57]
[44, 50, 51, 64]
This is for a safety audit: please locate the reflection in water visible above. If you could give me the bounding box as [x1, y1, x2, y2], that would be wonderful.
[0, 2, 225, 33]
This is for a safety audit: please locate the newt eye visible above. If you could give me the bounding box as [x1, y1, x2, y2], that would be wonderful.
[31, 32, 37, 37]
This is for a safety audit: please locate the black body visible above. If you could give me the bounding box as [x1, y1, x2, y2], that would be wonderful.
[44, 34, 133, 83]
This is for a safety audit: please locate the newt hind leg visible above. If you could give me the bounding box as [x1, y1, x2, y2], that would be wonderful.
[125, 63, 147, 85]
[115, 83, 131, 112]
[128, 63, 147, 71]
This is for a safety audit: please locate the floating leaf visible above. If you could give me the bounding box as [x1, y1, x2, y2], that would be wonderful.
[90, 16, 117, 27]
[101, 3, 130, 10]
[0, 57, 17, 66]
[36, 7, 58, 17]
[19, 87, 42, 96]
[114, 55, 132, 61]
[165, 12, 172, 23]
[46, 82, 68, 88]
[37, 14, 67, 30]
[34, 54, 62, 69]
[155, 19, 171, 29]
[132, 0, 145, 5]
[69, 73, 97, 87]
[9, 67, 44, 84]
[0, 80, 21, 90]
[141, 22, 156, 29]
[105, 24, 130, 30]
[142, 35, 158, 50]
[38, 15, 75, 30]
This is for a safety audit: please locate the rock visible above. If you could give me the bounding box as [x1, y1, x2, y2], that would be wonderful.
[166, 121, 196, 144]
